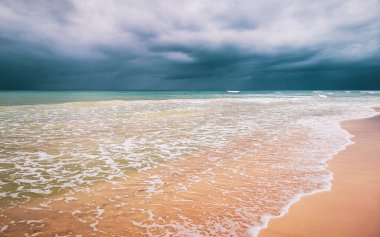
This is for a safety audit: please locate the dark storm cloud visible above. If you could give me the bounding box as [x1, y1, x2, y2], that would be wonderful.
[0, 0, 379, 90]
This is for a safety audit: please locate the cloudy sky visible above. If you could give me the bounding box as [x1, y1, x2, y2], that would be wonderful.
[0, 0, 379, 90]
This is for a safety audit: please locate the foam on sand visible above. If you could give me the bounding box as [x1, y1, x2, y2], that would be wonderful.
[0, 91, 379, 236]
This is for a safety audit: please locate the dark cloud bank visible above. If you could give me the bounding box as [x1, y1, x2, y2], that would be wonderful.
[0, 0, 379, 90]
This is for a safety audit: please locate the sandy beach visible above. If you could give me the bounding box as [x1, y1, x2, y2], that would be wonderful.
[0, 94, 379, 236]
[0, 0, 379, 234]
[260, 109, 380, 237]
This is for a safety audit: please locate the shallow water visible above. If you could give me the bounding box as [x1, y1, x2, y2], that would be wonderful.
[0, 91, 379, 236]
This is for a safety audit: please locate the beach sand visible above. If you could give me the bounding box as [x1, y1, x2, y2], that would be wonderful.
[259, 110, 380, 237]
[1, 109, 379, 236]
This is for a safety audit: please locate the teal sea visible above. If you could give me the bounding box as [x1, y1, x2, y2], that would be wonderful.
[1, 90, 380, 106]
[0, 90, 379, 236]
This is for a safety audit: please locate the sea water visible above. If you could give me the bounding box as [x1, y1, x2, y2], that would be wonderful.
[0, 91, 379, 236]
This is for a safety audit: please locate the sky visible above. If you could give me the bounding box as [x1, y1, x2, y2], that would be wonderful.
[0, 0, 379, 90]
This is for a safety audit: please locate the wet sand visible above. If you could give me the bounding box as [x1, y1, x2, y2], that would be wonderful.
[260, 110, 380, 237]
[0, 133, 312, 236]
[1, 106, 379, 236]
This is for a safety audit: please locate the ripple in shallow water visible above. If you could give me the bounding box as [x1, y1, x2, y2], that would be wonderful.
[0, 95, 378, 236]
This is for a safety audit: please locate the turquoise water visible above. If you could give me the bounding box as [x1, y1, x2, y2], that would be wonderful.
[0, 91, 229, 105]
[0, 90, 379, 236]
[1, 90, 379, 105]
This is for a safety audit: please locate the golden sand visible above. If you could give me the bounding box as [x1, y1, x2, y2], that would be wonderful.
[1, 109, 379, 236]
[260, 110, 380, 237]
[0, 134, 309, 236]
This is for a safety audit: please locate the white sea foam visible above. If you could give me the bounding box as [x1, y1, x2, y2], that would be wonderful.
[0, 225, 8, 233]
[248, 108, 378, 237]
[0, 91, 379, 236]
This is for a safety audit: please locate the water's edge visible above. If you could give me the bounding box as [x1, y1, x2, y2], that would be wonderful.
[250, 108, 380, 237]
[1, 92, 379, 236]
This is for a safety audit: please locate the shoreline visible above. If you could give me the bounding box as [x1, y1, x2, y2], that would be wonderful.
[258, 108, 380, 237]
[0, 105, 379, 236]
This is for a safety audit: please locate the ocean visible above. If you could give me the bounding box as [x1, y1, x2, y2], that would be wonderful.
[0, 90, 379, 236]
